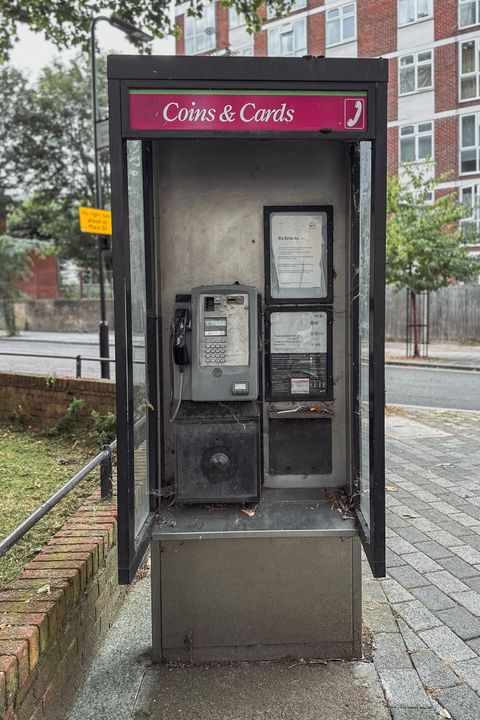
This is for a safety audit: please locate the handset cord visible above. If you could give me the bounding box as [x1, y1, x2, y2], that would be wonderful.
[170, 370, 184, 423]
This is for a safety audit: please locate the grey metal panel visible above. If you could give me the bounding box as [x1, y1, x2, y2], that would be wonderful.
[157, 139, 349, 489]
[159, 537, 354, 655]
[152, 492, 357, 540]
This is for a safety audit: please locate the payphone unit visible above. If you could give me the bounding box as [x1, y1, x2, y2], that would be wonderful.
[171, 284, 258, 409]
[170, 284, 260, 504]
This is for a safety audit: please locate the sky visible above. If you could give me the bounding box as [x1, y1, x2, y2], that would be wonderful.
[9, 20, 174, 76]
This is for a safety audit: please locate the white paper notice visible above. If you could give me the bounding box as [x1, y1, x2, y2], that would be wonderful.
[271, 213, 326, 296]
[270, 312, 327, 354]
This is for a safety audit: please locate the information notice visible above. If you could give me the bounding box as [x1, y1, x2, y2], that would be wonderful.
[270, 213, 327, 298]
[270, 312, 328, 398]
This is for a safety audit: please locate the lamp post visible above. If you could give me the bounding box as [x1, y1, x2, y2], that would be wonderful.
[90, 15, 153, 378]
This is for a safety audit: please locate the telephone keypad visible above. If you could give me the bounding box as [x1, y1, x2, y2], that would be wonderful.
[203, 337, 226, 365]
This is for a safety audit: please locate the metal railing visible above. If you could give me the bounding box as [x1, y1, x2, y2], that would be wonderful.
[0, 351, 115, 378]
[0, 438, 117, 560]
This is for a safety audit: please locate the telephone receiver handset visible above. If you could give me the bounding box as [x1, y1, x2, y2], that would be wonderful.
[173, 308, 190, 366]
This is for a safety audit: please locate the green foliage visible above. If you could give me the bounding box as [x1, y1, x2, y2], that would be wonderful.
[45, 373, 57, 388]
[0, 2, 295, 61]
[2, 58, 108, 268]
[90, 410, 116, 446]
[48, 397, 86, 436]
[386, 165, 480, 294]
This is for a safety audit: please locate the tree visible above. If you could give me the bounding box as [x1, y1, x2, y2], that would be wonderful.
[0, 236, 53, 335]
[0, 1, 291, 62]
[2, 57, 108, 267]
[386, 164, 480, 357]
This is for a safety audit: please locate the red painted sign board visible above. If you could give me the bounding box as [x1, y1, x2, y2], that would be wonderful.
[129, 90, 367, 133]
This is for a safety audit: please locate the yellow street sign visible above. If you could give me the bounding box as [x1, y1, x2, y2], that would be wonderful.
[79, 206, 112, 236]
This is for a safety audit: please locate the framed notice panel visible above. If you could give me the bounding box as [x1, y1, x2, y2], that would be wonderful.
[266, 307, 333, 401]
[264, 206, 333, 304]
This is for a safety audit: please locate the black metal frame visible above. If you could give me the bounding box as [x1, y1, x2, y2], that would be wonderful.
[264, 306, 334, 402]
[264, 205, 334, 305]
[108, 55, 388, 583]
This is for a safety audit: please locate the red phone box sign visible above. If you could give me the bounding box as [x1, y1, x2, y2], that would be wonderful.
[129, 90, 367, 133]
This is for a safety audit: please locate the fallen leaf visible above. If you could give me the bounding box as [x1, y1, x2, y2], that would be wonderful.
[386, 486, 398, 492]
[37, 584, 51, 595]
[439, 709, 451, 719]
[241, 507, 255, 517]
[0, 623, 5, 630]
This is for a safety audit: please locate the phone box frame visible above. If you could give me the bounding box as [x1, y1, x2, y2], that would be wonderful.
[108, 55, 387, 663]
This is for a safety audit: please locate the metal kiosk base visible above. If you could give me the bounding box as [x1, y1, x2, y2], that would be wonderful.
[151, 490, 362, 663]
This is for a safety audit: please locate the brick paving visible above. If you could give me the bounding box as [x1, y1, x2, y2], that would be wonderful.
[365, 408, 480, 720]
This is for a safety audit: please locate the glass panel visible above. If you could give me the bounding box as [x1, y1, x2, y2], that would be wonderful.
[461, 148, 477, 173]
[281, 29, 294, 56]
[358, 142, 372, 529]
[327, 17, 341, 45]
[398, 0, 415, 24]
[462, 41, 475, 74]
[400, 136, 415, 162]
[418, 134, 432, 159]
[462, 115, 476, 147]
[343, 15, 355, 40]
[461, 77, 477, 100]
[418, 0, 431, 18]
[460, 2, 476, 27]
[417, 63, 432, 88]
[268, 27, 281, 55]
[418, 51, 431, 62]
[418, 122, 432, 132]
[127, 141, 149, 538]
[293, 19, 306, 54]
[400, 67, 415, 94]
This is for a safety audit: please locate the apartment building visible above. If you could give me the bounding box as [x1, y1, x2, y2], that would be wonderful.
[174, 0, 480, 254]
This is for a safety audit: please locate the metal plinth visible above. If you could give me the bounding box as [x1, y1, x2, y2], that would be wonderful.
[151, 503, 362, 663]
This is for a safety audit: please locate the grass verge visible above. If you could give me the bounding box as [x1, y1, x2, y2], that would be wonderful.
[0, 423, 106, 588]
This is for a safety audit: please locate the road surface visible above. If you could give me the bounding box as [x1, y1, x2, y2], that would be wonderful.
[385, 365, 480, 410]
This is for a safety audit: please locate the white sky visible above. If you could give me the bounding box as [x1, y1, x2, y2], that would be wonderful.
[10, 20, 175, 75]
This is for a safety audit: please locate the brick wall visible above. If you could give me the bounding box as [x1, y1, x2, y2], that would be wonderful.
[0, 488, 127, 720]
[435, 116, 457, 178]
[358, 0, 397, 57]
[434, 0, 457, 41]
[0, 374, 115, 426]
[435, 43, 457, 114]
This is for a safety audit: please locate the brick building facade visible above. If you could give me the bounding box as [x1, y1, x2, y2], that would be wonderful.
[175, 0, 480, 254]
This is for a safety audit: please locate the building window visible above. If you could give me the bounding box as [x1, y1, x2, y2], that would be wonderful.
[398, 0, 433, 26]
[460, 39, 480, 100]
[229, 6, 254, 54]
[268, 17, 307, 56]
[461, 185, 480, 243]
[184, 4, 216, 55]
[459, 0, 480, 28]
[399, 122, 433, 163]
[460, 113, 480, 173]
[326, 3, 356, 47]
[399, 50, 433, 95]
[266, 0, 307, 20]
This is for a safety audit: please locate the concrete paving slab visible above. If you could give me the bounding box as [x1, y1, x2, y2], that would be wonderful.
[131, 661, 392, 720]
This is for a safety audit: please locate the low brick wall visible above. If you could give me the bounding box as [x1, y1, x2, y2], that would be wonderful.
[0, 373, 115, 426]
[0, 488, 128, 720]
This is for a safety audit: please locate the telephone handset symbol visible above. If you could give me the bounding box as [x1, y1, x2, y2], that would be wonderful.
[173, 308, 190, 366]
[346, 99, 364, 128]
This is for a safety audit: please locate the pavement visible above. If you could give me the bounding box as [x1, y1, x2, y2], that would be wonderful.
[385, 342, 480, 371]
[65, 406, 480, 720]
